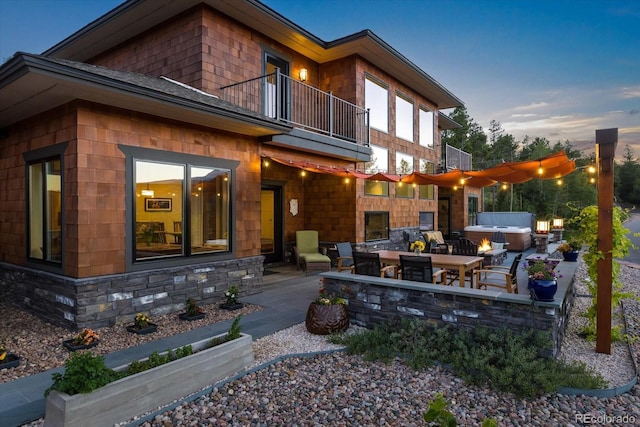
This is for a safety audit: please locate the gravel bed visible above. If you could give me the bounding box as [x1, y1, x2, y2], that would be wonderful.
[0, 303, 262, 384]
[8, 258, 640, 426]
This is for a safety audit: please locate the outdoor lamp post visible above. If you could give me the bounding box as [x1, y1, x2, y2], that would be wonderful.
[534, 220, 550, 254]
[551, 218, 564, 242]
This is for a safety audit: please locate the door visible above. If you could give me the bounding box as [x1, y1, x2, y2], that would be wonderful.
[264, 53, 290, 121]
[438, 196, 451, 239]
[261, 185, 284, 264]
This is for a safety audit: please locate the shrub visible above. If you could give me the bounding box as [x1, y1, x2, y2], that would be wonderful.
[333, 319, 606, 397]
[45, 352, 124, 396]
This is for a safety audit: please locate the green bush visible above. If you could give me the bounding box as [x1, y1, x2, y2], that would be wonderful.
[46, 316, 242, 396]
[333, 320, 607, 397]
[45, 352, 124, 396]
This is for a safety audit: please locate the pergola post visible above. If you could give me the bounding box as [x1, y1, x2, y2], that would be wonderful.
[595, 128, 617, 354]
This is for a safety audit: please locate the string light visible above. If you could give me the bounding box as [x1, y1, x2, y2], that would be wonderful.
[300, 170, 306, 177]
[537, 161, 544, 175]
[556, 179, 563, 186]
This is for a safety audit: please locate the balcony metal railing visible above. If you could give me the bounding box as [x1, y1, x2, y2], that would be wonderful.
[446, 144, 473, 170]
[220, 69, 370, 146]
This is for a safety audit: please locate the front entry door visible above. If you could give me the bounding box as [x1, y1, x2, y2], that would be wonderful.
[261, 185, 284, 264]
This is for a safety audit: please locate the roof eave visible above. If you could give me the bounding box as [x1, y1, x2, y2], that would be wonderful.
[0, 54, 291, 135]
[42, 0, 463, 109]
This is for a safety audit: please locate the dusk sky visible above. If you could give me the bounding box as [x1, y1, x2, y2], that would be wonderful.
[2, 0, 638, 158]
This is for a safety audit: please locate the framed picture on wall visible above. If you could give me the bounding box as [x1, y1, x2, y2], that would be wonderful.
[145, 198, 172, 212]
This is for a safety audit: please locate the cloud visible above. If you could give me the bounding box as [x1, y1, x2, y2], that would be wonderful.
[511, 101, 549, 111]
[619, 86, 640, 99]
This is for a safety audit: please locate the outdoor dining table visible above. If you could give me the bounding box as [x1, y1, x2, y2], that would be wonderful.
[372, 250, 485, 288]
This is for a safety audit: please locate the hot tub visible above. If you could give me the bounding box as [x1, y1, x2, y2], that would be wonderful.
[464, 225, 532, 251]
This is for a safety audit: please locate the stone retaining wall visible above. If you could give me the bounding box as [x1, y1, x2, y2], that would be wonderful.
[321, 265, 577, 357]
[0, 257, 264, 330]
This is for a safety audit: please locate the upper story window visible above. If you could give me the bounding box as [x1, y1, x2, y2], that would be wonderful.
[365, 145, 389, 196]
[395, 93, 414, 142]
[395, 152, 414, 198]
[419, 107, 434, 148]
[419, 158, 435, 199]
[27, 157, 63, 263]
[365, 76, 388, 133]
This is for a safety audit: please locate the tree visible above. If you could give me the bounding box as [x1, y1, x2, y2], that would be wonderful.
[616, 145, 640, 206]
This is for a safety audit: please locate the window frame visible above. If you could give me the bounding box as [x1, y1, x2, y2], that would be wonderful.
[120, 145, 239, 271]
[364, 144, 389, 196]
[365, 211, 389, 242]
[23, 143, 67, 269]
[418, 158, 435, 199]
[395, 92, 414, 142]
[419, 211, 435, 231]
[468, 195, 479, 226]
[419, 107, 434, 149]
[365, 75, 389, 133]
[395, 152, 414, 198]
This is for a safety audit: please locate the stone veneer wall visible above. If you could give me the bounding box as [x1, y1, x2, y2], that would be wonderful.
[0, 256, 263, 330]
[321, 270, 575, 358]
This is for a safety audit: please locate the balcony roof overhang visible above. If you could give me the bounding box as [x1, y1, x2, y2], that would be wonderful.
[261, 128, 372, 163]
[438, 112, 463, 130]
[0, 53, 290, 135]
[42, 0, 464, 110]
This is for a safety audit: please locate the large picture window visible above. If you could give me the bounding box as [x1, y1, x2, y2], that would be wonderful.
[134, 159, 231, 261]
[395, 94, 414, 142]
[27, 157, 62, 263]
[365, 211, 389, 241]
[365, 76, 388, 133]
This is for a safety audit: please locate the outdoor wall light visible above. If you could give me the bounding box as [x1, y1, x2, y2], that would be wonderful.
[536, 220, 550, 234]
[299, 68, 308, 82]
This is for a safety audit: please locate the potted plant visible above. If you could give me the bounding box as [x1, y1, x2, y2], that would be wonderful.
[410, 240, 426, 255]
[139, 223, 156, 246]
[0, 344, 21, 369]
[557, 241, 580, 262]
[63, 328, 100, 351]
[305, 283, 349, 335]
[126, 312, 158, 335]
[523, 258, 561, 302]
[220, 285, 243, 310]
[179, 298, 206, 321]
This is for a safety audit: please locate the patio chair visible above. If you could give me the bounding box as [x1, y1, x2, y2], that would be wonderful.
[352, 252, 395, 278]
[335, 242, 355, 273]
[490, 231, 509, 250]
[293, 230, 331, 273]
[474, 253, 522, 294]
[398, 255, 447, 284]
[448, 239, 479, 286]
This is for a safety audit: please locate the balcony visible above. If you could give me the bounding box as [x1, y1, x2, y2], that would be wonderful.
[220, 70, 370, 148]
